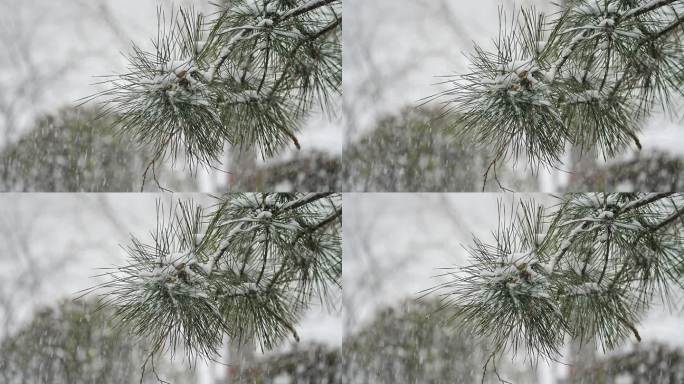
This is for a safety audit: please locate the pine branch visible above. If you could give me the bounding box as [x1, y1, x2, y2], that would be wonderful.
[292, 205, 342, 243]
[617, 192, 672, 213]
[431, 193, 684, 364]
[90, 193, 342, 365]
[280, 0, 337, 20]
[622, 0, 680, 20]
[278, 192, 334, 212]
[646, 202, 684, 231]
[89, 1, 342, 188]
[429, 0, 684, 188]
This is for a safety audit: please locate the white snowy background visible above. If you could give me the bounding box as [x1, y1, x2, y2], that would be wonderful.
[344, 193, 684, 383]
[344, 0, 684, 192]
[0, 194, 341, 384]
[0, 0, 341, 192]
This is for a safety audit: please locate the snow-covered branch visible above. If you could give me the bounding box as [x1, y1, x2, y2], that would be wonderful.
[280, 0, 337, 20]
[92, 193, 342, 364]
[622, 0, 681, 20]
[91, 1, 342, 188]
[431, 193, 684, 364]
[430, 0, 684, 187]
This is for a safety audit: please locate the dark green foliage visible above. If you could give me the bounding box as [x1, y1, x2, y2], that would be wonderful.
[432, 201, 568, 360]
[435, 9, 570, 169]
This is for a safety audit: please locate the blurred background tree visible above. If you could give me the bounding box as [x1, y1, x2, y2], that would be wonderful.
[228, 151, 340, 192]
[0, 107, 195, 192]
[231, 343, 341, 383]
[343, 298, 535, 383]
[343, 107, 534, 192]
[566, 150, 684, 192]
[0, 299, 195, 384]
[564, 343, 684, 384]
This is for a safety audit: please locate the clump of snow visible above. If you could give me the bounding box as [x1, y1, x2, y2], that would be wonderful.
[145, 57, 213, 108]
[257, 18, 274, 28]
[136, 251, 210, 301]
[598, 17, 616, 28]
[487, 256, 551, 301]
[265, 1, 279, 15]
[491, 59, 546, 93]
[487, 57, 559, 110]
[256, 210, 273, 220]
[598, 210, 615, 220]
[264, 194, 278, 207]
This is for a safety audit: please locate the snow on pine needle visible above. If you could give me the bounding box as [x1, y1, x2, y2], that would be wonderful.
[87, 193, 341, 364]
[428, 193, 684, 367]
[429, 200, 568, 360]
[426, 1, 684, 187]
[88, 1, 341, 180]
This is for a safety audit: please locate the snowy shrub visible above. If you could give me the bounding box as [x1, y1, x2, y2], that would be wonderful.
[234, 343, 341, 383]
[568, 342, 684, 383]
[228, 151, 341, 192]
